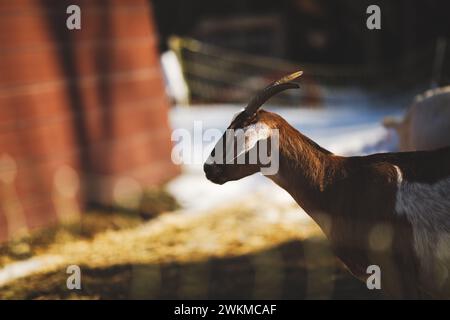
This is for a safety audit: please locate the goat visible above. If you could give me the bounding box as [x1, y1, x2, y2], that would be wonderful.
[204, 71, 450, 299]
[383, 86, 450, 151]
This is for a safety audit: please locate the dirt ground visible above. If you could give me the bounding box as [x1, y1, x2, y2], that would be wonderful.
[0, 200, 381, 300]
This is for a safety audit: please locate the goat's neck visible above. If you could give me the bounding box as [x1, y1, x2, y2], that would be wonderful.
[267, 125, 342, 229]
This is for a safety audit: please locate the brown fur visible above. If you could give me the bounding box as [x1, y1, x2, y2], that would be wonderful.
[205, 109, 450, 298]
[260, 110, 450, 298]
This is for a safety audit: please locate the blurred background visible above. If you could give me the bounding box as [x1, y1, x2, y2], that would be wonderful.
[0, 0, 449, 299]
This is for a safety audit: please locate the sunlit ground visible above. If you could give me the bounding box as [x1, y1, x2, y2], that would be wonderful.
[0, 194, 381, 300]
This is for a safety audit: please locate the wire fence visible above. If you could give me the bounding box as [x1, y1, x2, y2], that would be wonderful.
[169, 36, 438, 106]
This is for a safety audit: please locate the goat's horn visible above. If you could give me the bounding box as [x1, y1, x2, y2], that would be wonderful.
[244, 71, 303, 115]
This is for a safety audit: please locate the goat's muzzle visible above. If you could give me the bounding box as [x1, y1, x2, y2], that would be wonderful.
[203, 163, 226, 184]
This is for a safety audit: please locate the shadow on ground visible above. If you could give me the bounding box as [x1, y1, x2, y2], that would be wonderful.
[0, 238, 382, 300]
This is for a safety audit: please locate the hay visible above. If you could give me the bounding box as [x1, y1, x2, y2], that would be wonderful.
[0, 199, 380, 299]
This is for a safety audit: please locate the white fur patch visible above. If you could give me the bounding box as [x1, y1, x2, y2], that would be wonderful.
[393, 165, 403, 185]
[232, 122, 272, 160]
[242, 123, 272, 152]
[394, 166, 450, 290]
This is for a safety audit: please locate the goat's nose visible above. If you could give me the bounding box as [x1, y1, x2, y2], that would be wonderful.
[203, 163, 219, 177]
[203, 163, 213, 175]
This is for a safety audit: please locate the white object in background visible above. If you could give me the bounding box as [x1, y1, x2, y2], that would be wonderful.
[160, 50, 189, 105]
[383, 86, 450, 151]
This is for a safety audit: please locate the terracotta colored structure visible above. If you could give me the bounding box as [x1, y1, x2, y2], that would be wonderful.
[0, 0, 178, 241]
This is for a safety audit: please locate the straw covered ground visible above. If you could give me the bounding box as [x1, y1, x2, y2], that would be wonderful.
[0, 198, 380, 300]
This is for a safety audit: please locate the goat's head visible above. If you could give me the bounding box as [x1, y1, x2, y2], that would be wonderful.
[203, 71, 302, 184]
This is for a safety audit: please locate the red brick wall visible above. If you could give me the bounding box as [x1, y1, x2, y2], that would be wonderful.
[0, 0, 179, 241]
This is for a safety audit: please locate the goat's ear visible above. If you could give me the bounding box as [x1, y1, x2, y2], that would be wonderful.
[383, 116, 402, 130]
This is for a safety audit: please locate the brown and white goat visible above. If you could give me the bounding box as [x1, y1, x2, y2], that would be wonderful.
[204, 72, 450, 299]
[383, 86, 450, 151]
